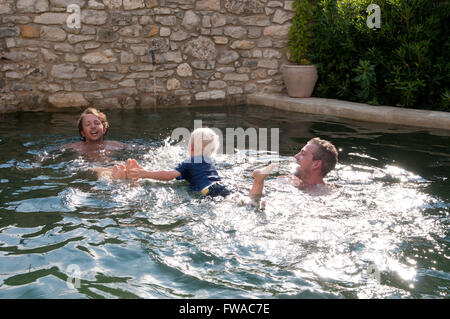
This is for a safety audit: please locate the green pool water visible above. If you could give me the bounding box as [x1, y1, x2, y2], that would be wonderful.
[0, 105, 448, 299]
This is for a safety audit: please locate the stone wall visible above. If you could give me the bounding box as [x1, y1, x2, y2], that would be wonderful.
[0, 0, 294, 112]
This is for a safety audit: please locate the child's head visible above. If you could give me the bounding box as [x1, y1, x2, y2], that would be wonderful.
[188, 128, 220, 158]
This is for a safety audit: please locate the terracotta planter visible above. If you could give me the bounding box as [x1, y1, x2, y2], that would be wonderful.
[281, 64, 318, 98]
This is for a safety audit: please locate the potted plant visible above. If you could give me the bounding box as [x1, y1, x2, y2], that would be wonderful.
[282, 0, 318, 98]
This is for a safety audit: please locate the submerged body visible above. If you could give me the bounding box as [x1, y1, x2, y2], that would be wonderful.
[0, 108, 448, 299]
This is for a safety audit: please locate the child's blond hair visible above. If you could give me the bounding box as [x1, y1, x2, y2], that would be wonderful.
[188, 128, 220, 158]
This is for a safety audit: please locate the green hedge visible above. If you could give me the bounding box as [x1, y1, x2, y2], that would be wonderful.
[291, 0, 449, 110]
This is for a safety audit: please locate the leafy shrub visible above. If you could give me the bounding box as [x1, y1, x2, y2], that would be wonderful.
[291, 0, 449, 110]
[287, 0, 315, 64]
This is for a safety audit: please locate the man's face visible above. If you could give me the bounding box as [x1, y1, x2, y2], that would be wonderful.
[294, 143, 318, 179]
[80, 114, 106, 142]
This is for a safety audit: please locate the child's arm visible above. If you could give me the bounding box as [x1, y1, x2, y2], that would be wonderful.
[127, 168, 181, 181]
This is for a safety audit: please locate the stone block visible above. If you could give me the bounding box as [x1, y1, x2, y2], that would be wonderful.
[218, 50, 239, 64]
[82, 50, 117, 64]
[3, 16, 32, 24]
[0, 27, 20, 38]
[177, 63, 192, 77]
[50, 0, 86, 7]
[272, 9, 295, 24]
[93, 98, 122, 109]
[195, 90, 225, 100]
[160, 27, 171, 37]
[211, 13, 226, 27]
[155, 16, 176, 26]
[0, 2, 13, 14]
[213, 36, 228, 45]
[51, 64, 88, 79]
[111, 13, 133, 26]
[119, 79, 136, 87]
[257, 59, 278, 69]
[196, 0, 220, 11]
[54, 43, 74, 52]
[49, 93, 88, 108]
[123, 0, 145, 10]
[120, 51, 136, 64]
[182, 11, 200, 31]
[98, 73, 125, 81]
[40, 26, 67, 42]
[263, 24, 291, 38]
[162, 51, 182, 63]
[6, 72, 23, 80]
[97, 28, 120, 42]
[223, 73, 249, 81]
[170, 30, 189, 41]
[166, 78, 181, 90]
[17, 0, 49, 13]
[65, 54, 79, 62]
[144, 26, 160, 37]
[224, 26, 246, 39]
[230, 40, 256, 50]
[208, 80, 226, 89]
[144, 0, 159, 8]
[130, 45, 148, 56]
[88, 0, 105, 9]
[238, 15, 270, 26]
[82, 10, 108, 25]
[34, 13, 68, 24]
[184, 37, 217, 60]
[103, 88, 138, 97]
[224, 0, 264, 15]
[73, 81, 115, 91]
[228, 86, 243, 95]
[120, 25, 143, 37]
[103, 0, 122, 10]
[267, 1, 283, 7]
[68, 35, 95, 44]
[21, 26, 39, 38]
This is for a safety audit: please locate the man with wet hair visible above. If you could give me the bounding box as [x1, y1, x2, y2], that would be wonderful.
[250, 137, 338, 199]
[63, 107, 125, 153]
[293, 137, 338, 187]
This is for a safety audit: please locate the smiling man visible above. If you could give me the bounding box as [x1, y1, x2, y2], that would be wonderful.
[250, 137, 338, 199]
[63, 107, 125, 153]
[292, 137, 338, 189]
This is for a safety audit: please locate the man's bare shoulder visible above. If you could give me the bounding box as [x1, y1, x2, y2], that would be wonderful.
[104, 140, 127, 150]
[276, 175, 334, 195]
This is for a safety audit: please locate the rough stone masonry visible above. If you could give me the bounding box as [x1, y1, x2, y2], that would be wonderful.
[0, 0, 294, 112]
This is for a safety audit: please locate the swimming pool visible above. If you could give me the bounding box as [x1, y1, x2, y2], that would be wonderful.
[0, 105, 448, 298]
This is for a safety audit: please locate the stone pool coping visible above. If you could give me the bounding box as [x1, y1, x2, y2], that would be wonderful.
[247, 93, 450, 131]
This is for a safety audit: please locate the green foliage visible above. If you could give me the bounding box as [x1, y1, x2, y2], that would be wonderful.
[287, 0, 314, 64]
[352, 59, 377, 102]
[292, 0, 449, 110]
[442, 90, 450, 111]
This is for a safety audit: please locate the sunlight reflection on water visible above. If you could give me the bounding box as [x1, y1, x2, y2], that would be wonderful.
[0, 109, 448, 299]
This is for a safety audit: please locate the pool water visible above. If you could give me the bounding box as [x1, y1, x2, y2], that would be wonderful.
[0, 106, 448, 299]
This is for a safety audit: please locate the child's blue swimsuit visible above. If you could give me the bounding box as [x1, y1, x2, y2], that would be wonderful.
[174, 156, 231, 197]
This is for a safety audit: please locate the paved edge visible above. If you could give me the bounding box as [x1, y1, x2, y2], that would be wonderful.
[246, 94, 450, 131]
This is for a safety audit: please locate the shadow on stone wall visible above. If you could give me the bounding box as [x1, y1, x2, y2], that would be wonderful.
[0, 0, 295, 112]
